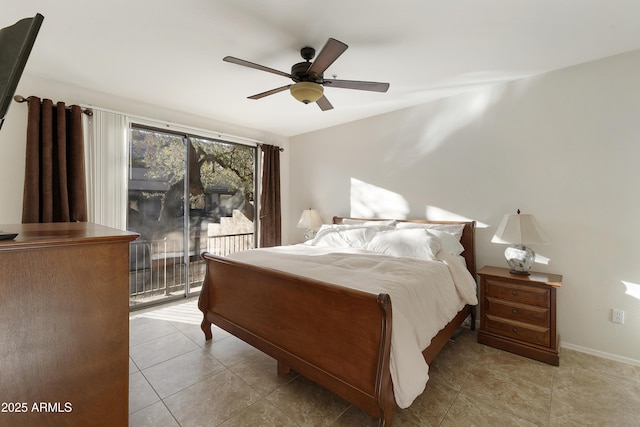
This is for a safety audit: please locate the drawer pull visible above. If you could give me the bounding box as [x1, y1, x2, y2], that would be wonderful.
[512, 308, 518, 314]
[512, 327, 518, 333]
[512, 290, 518, 296]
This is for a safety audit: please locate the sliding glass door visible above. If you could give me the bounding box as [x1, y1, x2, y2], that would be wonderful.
[127, 125, 256, 308]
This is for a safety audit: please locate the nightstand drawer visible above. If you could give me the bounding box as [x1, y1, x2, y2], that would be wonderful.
[485, 278, 550, 307]
[485, 314, 550, 347]
[484, 296, 550, 326]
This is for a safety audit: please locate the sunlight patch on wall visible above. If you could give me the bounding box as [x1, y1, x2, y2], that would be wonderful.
[403, 70, 519, 107]
[415, 84, 505, 156]
[622, 281, 640, 301]
[350, 178, 409, 219]
[534, 253, 551, 265]
[383, 82, 508, 170]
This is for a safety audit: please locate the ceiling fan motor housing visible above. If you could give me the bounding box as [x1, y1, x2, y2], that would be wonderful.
[292, 46, 322, 82]
[291, 62, 322, 82]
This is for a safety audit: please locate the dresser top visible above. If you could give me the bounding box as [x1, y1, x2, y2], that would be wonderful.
[0, 222, 139, 251]
[478, 265, 562, 287]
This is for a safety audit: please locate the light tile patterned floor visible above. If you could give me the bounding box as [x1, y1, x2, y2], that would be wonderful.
[129, 299, 640, 426]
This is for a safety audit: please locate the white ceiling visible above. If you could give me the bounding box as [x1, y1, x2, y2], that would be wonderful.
[4, 0, 640, 137]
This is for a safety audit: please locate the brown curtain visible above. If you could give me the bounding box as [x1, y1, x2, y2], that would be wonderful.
[259, 144, 281, 247]
[22, 97, 87, 223]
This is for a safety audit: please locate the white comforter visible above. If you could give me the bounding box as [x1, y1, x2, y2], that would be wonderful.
[227, 244, 478, 408]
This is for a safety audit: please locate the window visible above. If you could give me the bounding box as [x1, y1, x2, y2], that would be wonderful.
[127, 124, 257, 307]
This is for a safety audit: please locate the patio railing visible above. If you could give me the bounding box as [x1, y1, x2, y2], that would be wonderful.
[129, 232, 253, 304]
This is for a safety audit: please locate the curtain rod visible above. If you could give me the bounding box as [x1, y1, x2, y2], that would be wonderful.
[257, 143, 284, 152]
[14, 94, 285, 152]
[14, 95, 93, 116]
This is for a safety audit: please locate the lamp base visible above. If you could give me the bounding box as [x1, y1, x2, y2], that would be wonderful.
[509, 269, 531, 276]
[304, 229, 317, 241]
[504, 244, 535, 275]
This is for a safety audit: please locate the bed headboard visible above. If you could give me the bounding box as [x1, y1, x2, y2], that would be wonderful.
[332, 216, 477, 276]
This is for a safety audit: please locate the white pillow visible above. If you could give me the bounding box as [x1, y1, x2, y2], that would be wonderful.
[396, 222, 465, 238]
[365, 228, 441, 260]
[395, 223, 465, 255]
[425, 229, 465, 256]
[311, 224, 377, 248]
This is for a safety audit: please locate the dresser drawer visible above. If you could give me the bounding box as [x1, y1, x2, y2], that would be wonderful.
[484, 296, 550, 326]
[485, 314, 550, 347]
[485, 278, 550, 307]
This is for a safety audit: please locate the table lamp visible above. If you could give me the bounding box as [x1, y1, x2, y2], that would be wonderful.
[297, 209, 323, 240]
[491, 209, 549, 275]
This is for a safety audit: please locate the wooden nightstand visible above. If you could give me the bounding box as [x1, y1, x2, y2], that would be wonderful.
[477, 266, 562, 366]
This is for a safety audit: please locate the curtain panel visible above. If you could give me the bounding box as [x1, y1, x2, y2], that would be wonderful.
[259, 144, 281, 247]
[22, 97, 87, 223]
[84, 109, 128, 230]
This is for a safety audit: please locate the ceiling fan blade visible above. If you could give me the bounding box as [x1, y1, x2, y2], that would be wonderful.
[316, 95, 334, 111]
[323, 79, 390, 92]
[307, 38, 348, 78]
[248, 85, 291, 100]
[223, 56, 292, 79]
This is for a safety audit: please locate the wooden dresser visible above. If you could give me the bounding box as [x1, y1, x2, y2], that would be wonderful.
[0, 223, 138, 427]
[477, 265, 562, 366]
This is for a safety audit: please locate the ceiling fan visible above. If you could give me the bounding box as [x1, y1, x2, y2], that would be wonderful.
[223, 38, 390, 111]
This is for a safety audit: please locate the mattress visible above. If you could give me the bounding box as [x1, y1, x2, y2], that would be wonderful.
[227, 244, 478, 407]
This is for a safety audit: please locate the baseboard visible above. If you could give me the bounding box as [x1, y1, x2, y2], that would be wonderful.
[560, 342, 640, 367]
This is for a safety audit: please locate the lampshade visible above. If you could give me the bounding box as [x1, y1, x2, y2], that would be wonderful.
[297, 209, 323, 229]
[492, 210, 549, 275]
[491, 211, 549, 245]
[290, 82, 324, 104]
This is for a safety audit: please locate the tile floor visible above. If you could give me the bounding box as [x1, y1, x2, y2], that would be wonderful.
[129, 299, 640, 426]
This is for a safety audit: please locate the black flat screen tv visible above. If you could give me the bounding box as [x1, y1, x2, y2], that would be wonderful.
[0, 13, 44, 130]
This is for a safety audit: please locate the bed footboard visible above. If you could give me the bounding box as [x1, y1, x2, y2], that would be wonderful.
[198, 252, 397, 425]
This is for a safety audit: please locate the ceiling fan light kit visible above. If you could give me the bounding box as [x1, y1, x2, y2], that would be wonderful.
[290, 81, 324, 104]
[223, 38, 389, 111]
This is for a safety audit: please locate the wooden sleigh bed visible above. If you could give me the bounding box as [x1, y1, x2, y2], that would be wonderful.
[198, 217, 477, 426]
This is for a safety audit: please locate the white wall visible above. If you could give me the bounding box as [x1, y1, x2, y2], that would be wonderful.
[0, 74, 291, 242]
[288, 49, 640, 365]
